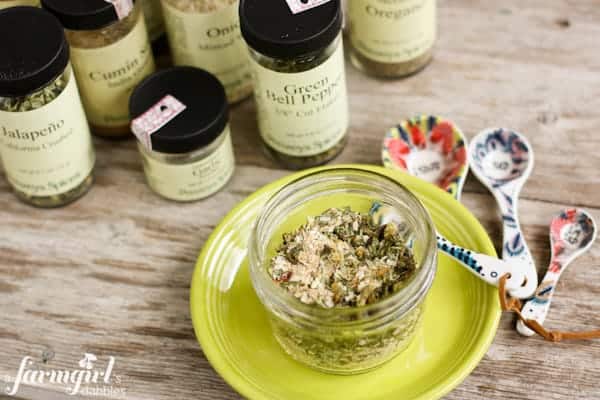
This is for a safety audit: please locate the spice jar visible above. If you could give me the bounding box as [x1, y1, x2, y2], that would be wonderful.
[41, 0, 156, 139]
[141, 0, 165, 42]
[239, 0, 349, 170]
[347, 0, 437, 78]
[0, 0, 38, 9]
[0, 7, 95, 207]
[129, 67, 235, 202]
[249, 168, 437, 374]
[160, 0, 252, 104]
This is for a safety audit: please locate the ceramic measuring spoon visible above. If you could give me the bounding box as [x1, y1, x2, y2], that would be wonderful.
[469, 128, 537, 300]
[382, 115, 469, 200]
[517, 209, 597, 336]
[370, 202, 529, 297]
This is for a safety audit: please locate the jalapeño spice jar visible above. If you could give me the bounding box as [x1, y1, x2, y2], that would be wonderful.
[0, 7, 95, 207]
[240, 0, 349, 170]
[347, 0, 437, 78]
[161, 0, 252, 104]
[129, 67, 235, 202]
[41, 0, 156, 139]
[0, 0, 39, 9]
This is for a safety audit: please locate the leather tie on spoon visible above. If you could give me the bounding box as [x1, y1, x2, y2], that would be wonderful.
[382, 115, 469, 200]
[469, 128, 538, 300]
[517, 209, 597, 336]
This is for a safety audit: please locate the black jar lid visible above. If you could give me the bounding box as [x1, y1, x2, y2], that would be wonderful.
[0, 7, 70, 98]
[239, 0, 342, 59]
[129, 67, 229, 154]
[41, 0, 136, 30]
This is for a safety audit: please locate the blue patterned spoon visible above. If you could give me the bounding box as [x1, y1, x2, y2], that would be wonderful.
[468, 128, 537, 300]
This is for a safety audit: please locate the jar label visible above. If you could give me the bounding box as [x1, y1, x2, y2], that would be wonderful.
[0, 69, 95, 197]
[70, 17, 156, 129]
[285, 0, 333, 14]
[141, 0, 165, 40]
[131, 94, 187, 151]
[250, 40, 349, 157]
[161, 0, 252, 101]
[142, 129, 235, 201]
[348, 0, 436, 63]
[0, 0, 39, 8]
[104, 0, 134, 20]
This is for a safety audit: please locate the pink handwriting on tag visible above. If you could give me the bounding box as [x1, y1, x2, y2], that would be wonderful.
[285, 0, 333, 14]
[131, 95, 187, 151]
[104, 0, 134, 20]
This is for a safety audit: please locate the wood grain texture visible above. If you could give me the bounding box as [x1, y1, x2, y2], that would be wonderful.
[1, 0, 600, 399]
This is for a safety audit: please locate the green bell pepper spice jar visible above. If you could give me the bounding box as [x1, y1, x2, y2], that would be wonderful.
[239, 0, 349, 170]
[0, 7, 95, 207]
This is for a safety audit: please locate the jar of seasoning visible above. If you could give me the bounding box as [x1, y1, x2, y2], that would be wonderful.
[0, 7, 95, 207]
[129, 67, 235, 202]
[41, 0, 156, 139]
[160, 0, 252, 104]
[141, 0, 165, 42]
[239, 0, 349, 170]
[249, 168, 437, 374]
[0, 0, 38, 9]
[347, 0, 437, 78]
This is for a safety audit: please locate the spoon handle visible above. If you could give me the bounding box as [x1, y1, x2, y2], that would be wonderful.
[516, 262, 562, 336]
[495, 184, 538, 299]
[437, 234, 527, 296]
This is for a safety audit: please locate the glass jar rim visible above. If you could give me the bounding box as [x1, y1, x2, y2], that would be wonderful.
[249, 167, 437, 328]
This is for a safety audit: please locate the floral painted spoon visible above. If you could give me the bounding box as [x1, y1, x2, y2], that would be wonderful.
[468, 128, 538, 300]
[517, 209, 597, 336]
[382, 115, 469, 200]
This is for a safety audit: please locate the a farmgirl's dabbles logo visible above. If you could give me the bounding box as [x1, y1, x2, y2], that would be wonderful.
[5, 353, 126, 397]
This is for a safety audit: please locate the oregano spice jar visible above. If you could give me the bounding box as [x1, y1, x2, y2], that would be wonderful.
[0, 0, 39, 9]
[41, 0, 156, 139]
[160, 0, 252, 104]
[0, 7, 95, 207]
[129, 67, 235, 202]
[347, 0, 437, 78]
[240, 0, 349, 170]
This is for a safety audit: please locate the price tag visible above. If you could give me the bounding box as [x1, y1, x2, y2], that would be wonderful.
[131, 95, 187, 151]
[285, 0, 333, 14]
[104, 0, 134, 20]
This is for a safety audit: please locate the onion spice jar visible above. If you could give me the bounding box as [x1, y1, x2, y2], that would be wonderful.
[129, 67, 235, 202]
[239, 0, 349, 170]
[0, 7, 95, 207]
[42, 0, 156, 138]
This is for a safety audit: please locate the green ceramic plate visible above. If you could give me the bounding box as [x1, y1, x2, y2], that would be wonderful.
[190, 165, 500, 400]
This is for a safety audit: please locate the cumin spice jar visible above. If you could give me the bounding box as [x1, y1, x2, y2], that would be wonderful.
[41, 0, 156, 138]
[240, 0, 349, 170]
[0, 7, 95, 207]
[0, 0, 38, 9]
[160, 0, 252, 104]
[129, 67, 235, 202]
[348, 0, 437, 78]
[249, 168, 437, 374]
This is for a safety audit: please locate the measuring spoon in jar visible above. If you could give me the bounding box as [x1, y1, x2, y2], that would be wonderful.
[517, 209, 597, 336]
[468, 128, 537, 300]
[382, 115, 469, 200]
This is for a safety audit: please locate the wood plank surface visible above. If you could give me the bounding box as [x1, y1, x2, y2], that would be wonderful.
[1, 0, 600, 399]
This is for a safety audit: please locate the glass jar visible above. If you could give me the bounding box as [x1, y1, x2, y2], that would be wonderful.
[0, 7, 95, 207]
[240, 0, 349, 170]
[0, 0, 38, 9]
[160, 0, 252, 104]
[249, 168, 437, 374]
[129, 67, 235, 202]
[141, 0, 165, 42]
[348, 0, 437, 78]
[41, 0, 156, 139]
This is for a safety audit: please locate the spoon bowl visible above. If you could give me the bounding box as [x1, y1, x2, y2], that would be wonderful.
[517, 209, 597, 336]
[382, 115, 469, 200]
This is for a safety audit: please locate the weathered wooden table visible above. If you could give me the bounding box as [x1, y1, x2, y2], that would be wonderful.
[2, 1, 600, 399]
